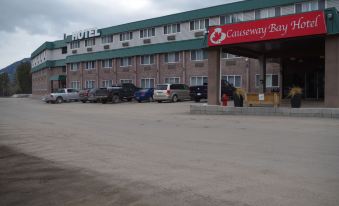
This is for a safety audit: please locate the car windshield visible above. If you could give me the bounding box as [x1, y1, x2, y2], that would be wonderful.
[156, 85, 168, 90]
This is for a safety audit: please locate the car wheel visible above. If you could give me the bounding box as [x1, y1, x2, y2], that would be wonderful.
[171, 95, 178, 103]
[56, 97, 63, 104]
[157, 100, 162, 103]
[137, 100, 142, 103]
[112, 95, 120, 103]
[102, 99, 107, 104]
[81, 100, 86, 103]
[195, 98, 201, 102]
[127, 98, 133, 102]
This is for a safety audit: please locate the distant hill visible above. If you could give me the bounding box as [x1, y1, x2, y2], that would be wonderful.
[0, 58, 31, 82]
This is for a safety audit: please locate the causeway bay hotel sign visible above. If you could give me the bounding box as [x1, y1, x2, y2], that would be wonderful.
[208, 11, 327, 46]
[72, 28, 101, 41]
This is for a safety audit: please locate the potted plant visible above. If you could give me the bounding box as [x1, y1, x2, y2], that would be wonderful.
[233, 88, 246, 107]
[288, 86, 302, 108]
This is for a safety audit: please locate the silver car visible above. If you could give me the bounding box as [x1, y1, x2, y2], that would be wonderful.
[153, 84, 190, 103]
[43, 88, 80, 103]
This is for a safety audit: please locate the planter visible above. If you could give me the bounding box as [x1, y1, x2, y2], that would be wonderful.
[233, 94, 244, 107]
[291, 94, 302, 108]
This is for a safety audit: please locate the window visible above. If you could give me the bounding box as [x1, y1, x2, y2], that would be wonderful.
[85, 61, 95, 70]
[102, 80, 113, 87]
[220, 13, 243, 24]
[165, 77, 180, 84]
[164, 23, 181, 34]
[71, 81, 80, 90]
[85, 80, 95, 89]
[85, 38, 95, 47]
[300, 0, 318, 12]
[102, 59, 112, 68]
[255, 74, 279, 87]
[191, 50, 208, 61]
[281, 5, 295, 15]
[70, 63, 79, 71]
[221, 52, 240, 59]
[120, 57, 132, 67]
[141, 78, 155, 88]
[164, 52, 180, 63]
[120, 32, 133, 41]
[255, 8, 275, 19]
[62, 47, 67, 54]
[190, 19, 209, 30]
[190, 76, 208, 86]
[223, 75, 242, 88]
[101, 35, 113, 44]
[120, 79, 133, 84]
[70, 41, 80, 49]
[140, 55, 155, 65]
[140, 28, 155, 38]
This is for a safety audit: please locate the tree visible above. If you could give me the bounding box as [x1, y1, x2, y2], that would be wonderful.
[16, 62, 32, 94]
[0, 72, 10, 96]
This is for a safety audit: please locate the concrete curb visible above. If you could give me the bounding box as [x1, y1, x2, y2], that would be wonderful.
[190, 105, 339, 119]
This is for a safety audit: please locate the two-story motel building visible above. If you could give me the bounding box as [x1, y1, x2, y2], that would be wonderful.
[31, 0, 339, 107]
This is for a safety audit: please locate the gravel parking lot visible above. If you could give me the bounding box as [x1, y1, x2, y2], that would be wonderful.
[1, 98, 339, 206]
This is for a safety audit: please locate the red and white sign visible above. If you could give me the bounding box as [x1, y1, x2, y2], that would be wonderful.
[208, 11, 327, 46]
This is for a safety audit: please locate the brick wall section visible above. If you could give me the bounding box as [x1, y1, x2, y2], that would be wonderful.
[158, 53, 184, 84]
[32, 67, 65, 96]
[185, 51, 209, 84]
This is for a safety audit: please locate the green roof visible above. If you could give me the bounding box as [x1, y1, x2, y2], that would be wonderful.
[31, 59, 66, 73]
[31, 39, 67, 58]
[66, 38, 206, 63]
[49, 75, 66, 81]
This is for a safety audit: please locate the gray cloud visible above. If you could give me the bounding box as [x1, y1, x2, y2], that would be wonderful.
[0, 0, 240, 68]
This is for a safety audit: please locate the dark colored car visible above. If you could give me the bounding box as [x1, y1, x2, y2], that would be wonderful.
[79, 89, 91, 103]
[134, 88, 154, 103]
[80, 88, 108, 103]
[101, 83, 141, 103]
[189, 80, 235, 102]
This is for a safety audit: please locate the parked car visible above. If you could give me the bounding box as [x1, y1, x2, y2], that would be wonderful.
[80, 88, 109, 103]
[79, 89, 91, 103]
[42, 88, 79, 103]
[189, 80, 235, 102]
[135, 88, 154, 103]
[100, 83, 141, 103]
[153, 83, 190, 103]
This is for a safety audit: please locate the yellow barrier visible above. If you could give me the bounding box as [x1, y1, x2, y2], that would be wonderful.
[245, 93, 280, 107]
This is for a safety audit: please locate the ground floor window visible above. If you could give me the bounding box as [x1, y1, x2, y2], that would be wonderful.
[120, 79, 133, 84]
[223, 75, 242, 88]
[141, 78, 155, 88]
[71, 81, 81, 90]
[255, 74, 279, 88]
[102, 80, 113, 87]
[165, 77, 180, 84]
[85, 80, 95, 89]
[190, 76, 208, 86]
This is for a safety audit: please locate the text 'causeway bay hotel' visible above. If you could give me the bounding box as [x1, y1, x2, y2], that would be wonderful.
[31, 0, 339, 107]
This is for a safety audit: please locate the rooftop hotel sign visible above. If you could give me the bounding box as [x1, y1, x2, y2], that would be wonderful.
[72, 28, 100, 41]
[208, 11, 327, 46]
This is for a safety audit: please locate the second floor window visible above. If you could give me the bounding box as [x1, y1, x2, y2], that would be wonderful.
[102, 59, 112, 68]
[140, 55, 155, 65]
[101, 35, 113, 44]
[140, 28, 155, 38]
[164, 52, 180, 63]
[70, 41, 80, 49]
[296, 0, 319, 13]
[85, 61, 95, 70]
[190, 19, 209, 31]
[85, 38, 95, 47]
[255, 8, 276, 19]
[164, 24, 181, 34]
[191, 50, 207, 61]
[120, 32, 133, 41]
[220, 13, 243, 25]
[120, 57, 132, 67]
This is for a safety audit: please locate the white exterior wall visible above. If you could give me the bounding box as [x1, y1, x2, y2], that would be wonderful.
[327, 0, 339, 9]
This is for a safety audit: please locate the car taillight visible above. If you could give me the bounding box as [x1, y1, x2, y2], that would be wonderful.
[166, 90, 170, 96]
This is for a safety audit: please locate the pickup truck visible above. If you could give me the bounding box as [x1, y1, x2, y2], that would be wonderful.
[100, 83, 141, 103]
[42, 88, 80, 103]
[189, 81, 235, 102]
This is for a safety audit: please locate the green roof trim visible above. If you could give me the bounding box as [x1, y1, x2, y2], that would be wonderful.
[63, 0, 304, 41]
[31, 59, 66, 73]
[49, 75, 66, 81]
[31, 39, 67, 58]
[66, 38, 207, 63]
[325, 7, 339, 35]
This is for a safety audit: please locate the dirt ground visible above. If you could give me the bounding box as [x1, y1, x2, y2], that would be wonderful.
[0, 98, 339, 206]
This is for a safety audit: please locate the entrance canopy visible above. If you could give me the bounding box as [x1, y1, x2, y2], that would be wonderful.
[49, 75, 66, 81]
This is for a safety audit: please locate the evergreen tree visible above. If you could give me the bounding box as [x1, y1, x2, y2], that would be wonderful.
[0, 72, 10, 96]
[16, 62, 32, 94]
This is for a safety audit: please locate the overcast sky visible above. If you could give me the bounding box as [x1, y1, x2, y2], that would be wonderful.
[0, 0, 241, 68]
